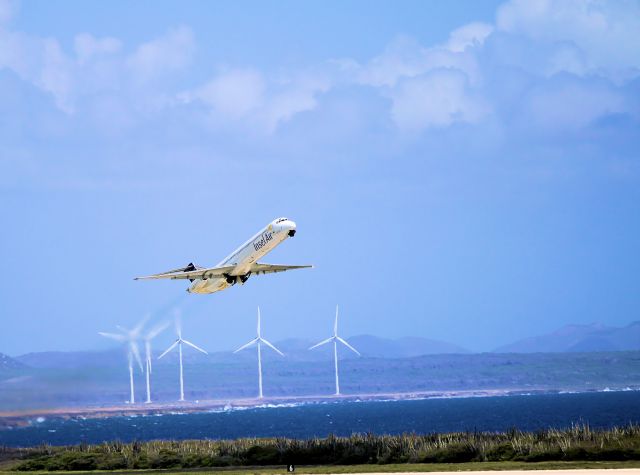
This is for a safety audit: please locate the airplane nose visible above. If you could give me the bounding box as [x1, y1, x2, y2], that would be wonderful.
[287, 220, 296, 237]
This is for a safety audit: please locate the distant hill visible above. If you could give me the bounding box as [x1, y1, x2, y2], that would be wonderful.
[273, 335, 468, 360]
[494, 321, 640, 353]
[347, 335, 469, 357]
[11, 334, 469, 371]
[0, 352, 27, 371]
[12, 321, 640, 373]
[16, 349, 123, 369]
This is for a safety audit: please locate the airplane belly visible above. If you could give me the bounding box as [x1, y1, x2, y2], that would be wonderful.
[188, 277, 230, 294]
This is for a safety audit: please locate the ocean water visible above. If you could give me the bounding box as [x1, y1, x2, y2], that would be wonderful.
[1, 391, 639, 447]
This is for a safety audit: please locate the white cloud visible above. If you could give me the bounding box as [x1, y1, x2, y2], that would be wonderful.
[74, 33, 121, 64]
[446, 22, 494, 53]
[0, 28, 76, 112]
[180, 69, 330, 133]
[126, 26, 194, 83]
[40, 38, 75, 113]
[496, 0, 640, 77]
[0, 0, 637, 138]
[355, 36, 482, 88]
[356, 36, 429, 87]
[523, 77, 625, 130]
[390, 69, 490, 130]
[0, 23, 195, 117]
[184, 69, 265, 119]
[261, 74, 330, 132]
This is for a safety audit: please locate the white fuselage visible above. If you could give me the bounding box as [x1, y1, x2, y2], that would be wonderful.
[188, 218, 296, 294]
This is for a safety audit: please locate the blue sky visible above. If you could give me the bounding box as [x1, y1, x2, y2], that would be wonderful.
[1, 0, 639, 355]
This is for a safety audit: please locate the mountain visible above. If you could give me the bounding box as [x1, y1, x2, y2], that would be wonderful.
[12, 335, 469, 371]
[494, 321, 640, 353]
[347, 335, 469, 357]
[0, 352, 27, 371]
[272, 335, 468, 359]
[16, 349, 123, 369]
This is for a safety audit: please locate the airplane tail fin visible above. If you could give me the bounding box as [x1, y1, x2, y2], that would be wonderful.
[182, 263, 201, 282]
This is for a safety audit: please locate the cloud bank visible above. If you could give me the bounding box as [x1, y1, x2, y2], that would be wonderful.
[0, 0, 638, 188]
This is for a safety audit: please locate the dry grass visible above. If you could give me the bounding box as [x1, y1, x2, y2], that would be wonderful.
[6, 423, 640, 471]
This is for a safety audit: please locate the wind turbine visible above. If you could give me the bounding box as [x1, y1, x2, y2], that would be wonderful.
[158, 310, 207, 402]
[143, 319, 170, 404]
[99, 316, 148, 404]
[234, 307, 284, 399]
[309, 305, 360, 396]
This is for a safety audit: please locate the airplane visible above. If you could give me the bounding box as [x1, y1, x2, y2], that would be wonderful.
[135, 217, 312, 294]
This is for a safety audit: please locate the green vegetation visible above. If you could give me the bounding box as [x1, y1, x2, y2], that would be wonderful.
[5, 424, 640, 471]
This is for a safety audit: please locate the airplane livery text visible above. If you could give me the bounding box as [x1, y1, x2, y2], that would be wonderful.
[253, 232, 273, 252]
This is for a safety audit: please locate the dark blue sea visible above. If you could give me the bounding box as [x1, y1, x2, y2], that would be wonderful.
[1, 391, 639, 447]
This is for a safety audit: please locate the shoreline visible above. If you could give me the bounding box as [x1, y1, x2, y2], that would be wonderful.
[1, 387, 637, 430]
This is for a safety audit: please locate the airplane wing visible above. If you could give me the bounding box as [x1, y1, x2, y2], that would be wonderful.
[249, 263, 313, 275]
[135, 263, 312, 280]
[134, 265, 237, 281]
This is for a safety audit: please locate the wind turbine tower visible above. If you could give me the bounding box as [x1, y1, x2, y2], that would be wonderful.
[158, 310, 208, 402]
[234, 307, 284, 399]
[309, 305, 360, 396]
[99, 317, 147, 404]
[143, 320, 170, 404]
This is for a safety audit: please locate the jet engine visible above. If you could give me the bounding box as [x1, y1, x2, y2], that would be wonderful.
[224, 273, 251, 285]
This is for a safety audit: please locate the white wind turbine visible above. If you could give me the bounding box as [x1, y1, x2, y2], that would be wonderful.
[143, 320, 170, 404]
[309, 305, 360, 396]
[99, 316, 148, 404]
[158, 311, 207, 402]
[234, 307, 284, 399]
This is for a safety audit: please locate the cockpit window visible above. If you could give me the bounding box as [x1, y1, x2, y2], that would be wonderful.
[276, 217, 288, 223]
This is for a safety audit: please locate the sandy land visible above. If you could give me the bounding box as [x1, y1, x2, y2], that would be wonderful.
[325, 471, 640, 475]
[0, 388, 530, 428]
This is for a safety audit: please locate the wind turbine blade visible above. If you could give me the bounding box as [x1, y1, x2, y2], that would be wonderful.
[115, 325, 130, 334]
[234, 338, 258, 353]
[174, 310, 182, 339]
[132, 313, 151, 337]
[130, 341, 144, 371]
[260, 338, 284, 356]
[146, 320, 170, 340]
[98, 332, 127, 342]
[336, 336, 361, 356]
[182, 339, 208, 355]
[257, 307, 261, 338]
[158, 340, 179, 359]
[334, 304, 339, 336]
[309, 337, 334, 350]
